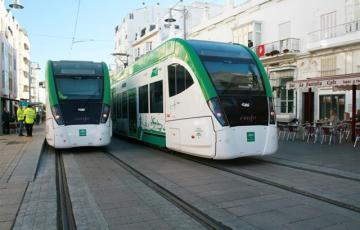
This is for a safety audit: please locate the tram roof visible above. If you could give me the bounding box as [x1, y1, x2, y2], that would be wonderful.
[112, 38, 272, 99]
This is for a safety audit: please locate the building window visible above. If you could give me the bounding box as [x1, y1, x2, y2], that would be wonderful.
[146, 42, 152, 53]
[141, 28, 146, 37]
[233, 21, 262, 47]
[168, 64, 194, 97]
[320, 11, 337, 39]
[319, 95, 345, 121]
[279, 78, 294, 113]
[279, 21, 291, 40]
[345, 0, 360, 22]
[139, 85, 149, 113]
[150, 81, 163, 113]
[149, 24, 156, 31]
[321, 55, 336, 77]
[129, 13, 134, 20]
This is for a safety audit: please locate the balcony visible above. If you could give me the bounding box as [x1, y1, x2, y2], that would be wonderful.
[307, 19, 360, 51]
[252, 38, 300, 59]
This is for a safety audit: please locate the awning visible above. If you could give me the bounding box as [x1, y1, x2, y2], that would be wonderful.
[286, 73, 360, 90]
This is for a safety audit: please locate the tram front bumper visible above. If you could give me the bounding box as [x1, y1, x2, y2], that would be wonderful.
[54, 124, 111, 148]
[214, 125, 278, 159]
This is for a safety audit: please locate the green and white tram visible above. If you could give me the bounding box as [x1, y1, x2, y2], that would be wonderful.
[112, 39, 278, 159]
[45, 60, 112, 148]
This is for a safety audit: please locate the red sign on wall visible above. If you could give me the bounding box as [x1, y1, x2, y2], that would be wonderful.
[257, 44, 265, 57]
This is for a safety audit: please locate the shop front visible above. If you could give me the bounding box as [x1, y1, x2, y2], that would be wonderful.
[287, 72, 360, 140]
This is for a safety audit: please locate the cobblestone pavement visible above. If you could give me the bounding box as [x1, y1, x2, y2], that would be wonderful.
[107, 137, 360, 230]
[0, 125, 44, 230]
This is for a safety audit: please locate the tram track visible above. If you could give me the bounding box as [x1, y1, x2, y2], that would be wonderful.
[104, 150, 231, 230]
[176, 154, 360, 214]
[55, 150, 77, 230]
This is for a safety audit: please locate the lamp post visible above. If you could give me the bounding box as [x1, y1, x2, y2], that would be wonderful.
[164, 0, 188, 39]
[112, 52, 130, 71]
[28, 62, 41, 103]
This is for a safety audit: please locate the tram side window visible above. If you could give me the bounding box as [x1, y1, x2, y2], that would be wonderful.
[121, 92, 128, 118]
[116, 94, 122, 119]
[139, 85, 149, 113]
[168, 64, 194, 97]
[150, 81, 163, 113]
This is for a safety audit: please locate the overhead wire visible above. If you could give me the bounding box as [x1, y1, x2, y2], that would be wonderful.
[70, 0, 81, 52]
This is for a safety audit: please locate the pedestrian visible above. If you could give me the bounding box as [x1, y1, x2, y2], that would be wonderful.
[2, 107, 10, 134]
[24, 104, 36, 137]
[329, 109, 339, 125]
[17, 104, 25, 136]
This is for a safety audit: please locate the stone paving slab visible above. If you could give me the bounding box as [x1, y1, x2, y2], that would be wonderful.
[264, 140, 360, 175]
[108, 137, 360, 230]
[13, 146, 57, 230]
[0, 125, 46, 230]
[69, 150, 206, 230]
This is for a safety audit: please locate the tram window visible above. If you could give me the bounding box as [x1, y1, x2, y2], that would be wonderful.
[176, 66, 186, 94]
[121, 92, 128, 118]
[117, 94, 122, 119]
[150, 81, 163, 113]
[168, 64, 194, 97]
[168, 65, 176, 97]
[185, 70, 193, 89]
[139, 85, 149, 113]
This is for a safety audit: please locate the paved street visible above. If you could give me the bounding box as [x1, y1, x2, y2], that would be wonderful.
[1, 128, 360, 229]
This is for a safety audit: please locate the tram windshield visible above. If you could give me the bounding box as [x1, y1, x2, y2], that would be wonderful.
[200, 56, 265, 95]
[188, 40, 268, 126]
[55, 76, 103, 100]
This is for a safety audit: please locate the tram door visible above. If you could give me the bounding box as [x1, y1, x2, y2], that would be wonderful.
[128, 88, 137, 138]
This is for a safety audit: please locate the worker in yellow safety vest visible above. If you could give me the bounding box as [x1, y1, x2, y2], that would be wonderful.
[24, 105, 36, 137]
[16, 105, 25, 136]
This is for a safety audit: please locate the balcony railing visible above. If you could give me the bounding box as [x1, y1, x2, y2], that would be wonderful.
[252, 38, 300, 58]
[308, 19, 360, 43]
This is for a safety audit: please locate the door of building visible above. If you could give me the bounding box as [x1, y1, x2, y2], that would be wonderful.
[303, 92, 314, 123]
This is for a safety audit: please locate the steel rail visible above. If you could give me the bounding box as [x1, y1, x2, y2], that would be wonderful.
[56, 151, 77, 230]
[178, 154, 360, 214]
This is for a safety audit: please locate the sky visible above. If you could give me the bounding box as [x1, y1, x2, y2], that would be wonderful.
[7, 0, 245, 80]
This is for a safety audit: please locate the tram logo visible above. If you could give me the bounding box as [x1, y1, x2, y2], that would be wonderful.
[241, 102, 250, 108]
[78, 108, 86, 112]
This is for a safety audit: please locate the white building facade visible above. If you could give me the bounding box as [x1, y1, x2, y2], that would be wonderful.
[0, 0, 33, 113]
[114, 1, 223, 72]
[189, 0, 360, 123]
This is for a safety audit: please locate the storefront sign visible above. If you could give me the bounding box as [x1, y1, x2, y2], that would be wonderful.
[286, 74, 360, 90]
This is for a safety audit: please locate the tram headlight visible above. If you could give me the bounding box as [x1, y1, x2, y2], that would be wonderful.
[207, 97, 228, 126]
[51, 105, 64, 125]
[269, 98, 276, 124]
[100, 104, 110, 123]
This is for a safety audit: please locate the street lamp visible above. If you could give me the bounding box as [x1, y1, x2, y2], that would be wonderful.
[9, 0, 24, 9]
[164, 0, 188, 39]
[112, 52, 130, 69]
[28, 62, 41, 103]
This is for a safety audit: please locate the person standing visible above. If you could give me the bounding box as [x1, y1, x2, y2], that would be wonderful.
[24, 105, 36, 137]
[17, 105, 25, 136]
[2, 108, 10, 134]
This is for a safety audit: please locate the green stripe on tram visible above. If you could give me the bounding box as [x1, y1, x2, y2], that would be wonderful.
[46, 60, 58, 107]
[102, 62, 111, 105]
